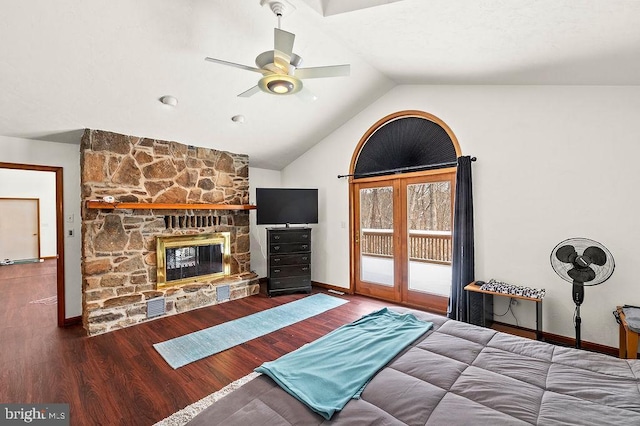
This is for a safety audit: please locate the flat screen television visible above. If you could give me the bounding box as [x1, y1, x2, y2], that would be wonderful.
[256, 188, 318, 226]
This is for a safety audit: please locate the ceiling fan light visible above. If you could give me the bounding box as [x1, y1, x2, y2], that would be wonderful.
[268, 79, 294, 93]
[258, 74, 302, 95]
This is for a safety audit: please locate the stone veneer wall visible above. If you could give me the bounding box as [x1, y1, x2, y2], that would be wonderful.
[81, 129, 259, 335]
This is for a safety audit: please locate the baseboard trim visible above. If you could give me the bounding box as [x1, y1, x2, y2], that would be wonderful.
[311, 284, 624, 357]
[312, 281, 352, 294]
[492, 320, 620, 357]
[543, 331, 619, 357]
[63, 316, 82, 327]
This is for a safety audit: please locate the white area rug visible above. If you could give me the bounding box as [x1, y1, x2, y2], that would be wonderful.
[153, 372, 260, 426]
[29, 296, 57, 305]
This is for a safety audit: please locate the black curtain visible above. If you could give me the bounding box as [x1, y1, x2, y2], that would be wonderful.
[447, 156, 478, 323]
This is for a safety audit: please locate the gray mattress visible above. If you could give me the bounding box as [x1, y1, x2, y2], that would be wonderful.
[188, 307, 640, 425]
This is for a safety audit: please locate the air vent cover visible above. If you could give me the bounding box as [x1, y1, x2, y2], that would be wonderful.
[217, 285, 230, 302]
[147, 297, 166, 318]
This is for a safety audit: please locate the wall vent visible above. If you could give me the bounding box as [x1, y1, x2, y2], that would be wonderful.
[217, 285, 230, 302]
[147, 297, 166, 318]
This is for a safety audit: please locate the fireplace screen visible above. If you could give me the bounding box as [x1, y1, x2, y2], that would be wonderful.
[156, 233, 230, 288]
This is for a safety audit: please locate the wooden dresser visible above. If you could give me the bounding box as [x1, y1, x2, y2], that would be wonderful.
[267, 227, 312, 296]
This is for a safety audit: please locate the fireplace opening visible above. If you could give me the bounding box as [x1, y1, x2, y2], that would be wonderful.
[156, 232, 231, 288]
[166, 244, 223, 281]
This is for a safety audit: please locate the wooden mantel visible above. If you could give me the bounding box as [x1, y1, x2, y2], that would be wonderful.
[86, 200, 256, 210]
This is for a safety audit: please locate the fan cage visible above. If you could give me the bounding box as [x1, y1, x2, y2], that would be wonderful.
[550, 238, 615, 286]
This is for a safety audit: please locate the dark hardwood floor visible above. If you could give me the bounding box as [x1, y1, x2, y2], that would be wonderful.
[1, 261, 403, 425]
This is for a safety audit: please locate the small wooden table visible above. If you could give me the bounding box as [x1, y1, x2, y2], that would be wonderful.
[616, 306, 639, 359]
[464, 282, 544, 341]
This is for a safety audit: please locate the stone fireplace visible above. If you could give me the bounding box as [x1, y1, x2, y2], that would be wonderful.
[80, 129, 259, 335]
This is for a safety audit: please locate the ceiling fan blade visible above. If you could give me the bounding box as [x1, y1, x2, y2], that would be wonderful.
[295, 87, 318, 103]
[274, 28, 295, 58]
[238, 85, 262, 98]
[205, 57, 269, 75]
[274, 29, 295, 74]
[295, 64, 351, 79]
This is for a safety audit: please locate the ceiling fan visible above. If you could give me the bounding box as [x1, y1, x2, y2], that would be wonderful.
[204, 0, 350, 98]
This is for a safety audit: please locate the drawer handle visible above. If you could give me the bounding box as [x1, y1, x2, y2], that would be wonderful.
[274, 235, 280, 240]
[302, 234, 309, 239]
[301, 245, 309, 249]
[273, 258, 281, 263]
[302, 257, 308, 261]
[274, 269, 281, 273]
[273, 246, 280, 251]
[302, 267, 309, 271]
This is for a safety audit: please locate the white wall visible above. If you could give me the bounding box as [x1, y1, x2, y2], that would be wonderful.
[248, 167, 282, 278]
[0, 135, 82, 318]
[281, 131, 353, 288]
[282, 85, 640, 348]
[0, 169, 57, 258]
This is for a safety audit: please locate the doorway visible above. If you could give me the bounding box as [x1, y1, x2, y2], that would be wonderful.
[0, 198, 41, 261]
[0, 162, 65, 326]
[349, 111, 461, 314]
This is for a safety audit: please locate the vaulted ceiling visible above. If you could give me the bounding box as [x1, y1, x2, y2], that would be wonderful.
[1, 0, 639, 169]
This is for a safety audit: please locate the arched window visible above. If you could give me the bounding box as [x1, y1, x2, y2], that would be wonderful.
[352, 112, 459, 178]
[349, 110, 461, 313]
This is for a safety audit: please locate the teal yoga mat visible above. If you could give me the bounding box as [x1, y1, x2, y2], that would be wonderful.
[153, 293, 348, 368]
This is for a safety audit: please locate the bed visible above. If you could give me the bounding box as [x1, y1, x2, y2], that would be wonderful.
[187, 307, 640, 425]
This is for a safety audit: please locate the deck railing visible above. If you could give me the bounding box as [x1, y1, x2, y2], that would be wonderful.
[360, 229, 452, 265]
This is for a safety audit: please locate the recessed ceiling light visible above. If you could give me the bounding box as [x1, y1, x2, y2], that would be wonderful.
[231, 115, 245, 123]
[160, 95, 178, 107]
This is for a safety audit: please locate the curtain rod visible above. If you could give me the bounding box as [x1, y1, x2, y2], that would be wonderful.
[337, 156, 476, 179]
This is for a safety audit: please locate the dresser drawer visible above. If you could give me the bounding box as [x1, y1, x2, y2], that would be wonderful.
[269, 276, 311, 291]
[269, 243, 311, 254]
[269, 253, 311, 267]
[269, 264, 311, 278]
[269, 230, 311, 244]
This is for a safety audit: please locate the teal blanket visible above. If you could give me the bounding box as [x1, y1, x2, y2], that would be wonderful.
[255, 307, 433, 420]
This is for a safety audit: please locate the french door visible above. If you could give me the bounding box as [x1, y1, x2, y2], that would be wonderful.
[352, 170, 455, 313]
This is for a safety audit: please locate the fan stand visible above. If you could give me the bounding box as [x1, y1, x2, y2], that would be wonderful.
[572, 281, 585, 349]
[551, 238, 615, 351]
